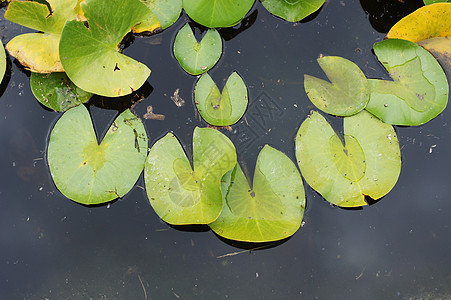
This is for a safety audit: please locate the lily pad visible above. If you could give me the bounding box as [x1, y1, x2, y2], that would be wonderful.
[260, 0, 325, 22]
[304, 56, 369, 116]
[295, 110, 401, 207]
[141, 0, 182, 29]
[59, 0, 151, 97]
[4, 0, 79, 73]
[30, 72, 93, 112]
[194, 72, 248, 126]
[424, 0, 450, 4]
[0, 42, 6, 83]
[144, 128, 237, 225]
[209, 145, 305, 243]
[366, 39, 449, 126]
[173, 23, 222, 75]
[423, 0, 451, 5]
[182, 0, 255, 28]
[47, 105, 148, 205]
[386, 3, 451, 42]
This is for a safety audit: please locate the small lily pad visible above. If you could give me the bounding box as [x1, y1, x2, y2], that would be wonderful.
[0, 42, 6, 82]
[59, 0, 151, 97]
[144, 128, 237, 225]
[141, 0, 182, 29]
[366, 39, 449, 126]
[194, 72, 248, 126]
[173, 23, 222, 75]
[47, 105, 148, 205]
[295, 110, 401, 207]
[209, 145, 305, 243]
[4, 0, 79, 73]
[30, 72, 93, 112]
[304, 56, 370, 116]
[260, 0, 325, 22]
[182, 0, 255, 28]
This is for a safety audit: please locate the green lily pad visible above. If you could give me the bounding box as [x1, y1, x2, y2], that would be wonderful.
[30, 72, 93, 112]
[173, 23, 222, 75]
[47, 105, 148, 205]
[182, 0, 255, 28]
[304, 56, 370, 116]
[424, 0, 450, 5]
[59, 0, 151, 97]
[141, 0, 182, 29]
[194, 72, 248, 126]
[4, 0, 79, 73]
[209, 145, 305, 243]
[260, 0, 325, 22]
[366, 39, 449, 126]
[144, 128, 237, 225]
[0, 42, 6, 82]
[295, 110, 401, 207]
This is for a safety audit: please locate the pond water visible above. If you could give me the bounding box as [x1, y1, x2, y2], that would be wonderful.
[1, 0, 451, 299]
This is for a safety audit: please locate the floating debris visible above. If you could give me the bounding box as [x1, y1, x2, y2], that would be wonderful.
[143, 106, 165, 120]
[170, 88, 185, 107]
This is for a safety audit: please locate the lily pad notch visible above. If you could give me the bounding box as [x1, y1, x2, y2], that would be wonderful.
[210, 145, 306, 242]
[194, 71, 248, 126]
[173, 23, 223, 75]
[144, 127, 237, 225]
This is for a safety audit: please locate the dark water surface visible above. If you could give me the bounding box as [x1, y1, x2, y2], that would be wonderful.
[1, 0, 450, 299]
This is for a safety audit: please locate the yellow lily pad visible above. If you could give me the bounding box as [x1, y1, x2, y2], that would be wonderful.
[386, 3, 451, 42]
[4, 0, 79, 73]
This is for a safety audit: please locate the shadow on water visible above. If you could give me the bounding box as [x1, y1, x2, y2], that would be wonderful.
[0, 52, 11, 98]
[89, 80, 153, 112]
[169, 224, 211, 233]
[360, 0, 424, 33]
[215, 234, 290, 251]
[218, 9, 258, 41]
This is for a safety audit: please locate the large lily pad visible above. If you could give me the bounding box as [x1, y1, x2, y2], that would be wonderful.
[173, 23, 222, 75]
[141, 0, 182, 29]
[194, 72, 248, 126]
[386, 3, 451, 42]
[260, 0, 325, 22]
[4, 0, 79, 73]
[30, 72, 93, 112]
[59, 0, 151, 97]
[295, 110, 401, 207]
[366, 39, 449, 126]
[209, 145, 305, 243]
[47, 105, 148, 205]
[144, 128, 237, 225]
[182, 0, 255, 28]
[304, 56, 369, 116]
[0, 42, 5, 83]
